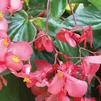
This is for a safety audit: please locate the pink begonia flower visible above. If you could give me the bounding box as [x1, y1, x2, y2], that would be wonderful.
[87, 64, 100, 84]
[6, 53, 23, 71]
[34, 31, 53, 52]
[56, 29, 77, 47]
[48, 71, 88, 97]
[34, 59, 52, 73]
[65, 31, 77, 47]
[0, 18, 8, 32]
[0, 0, 9, 14]
[48, 71, 65, 95]
[42, 36, 53, 52]
[24, 60, 53, 88]
[9, 0, 23, 13]
[78, 26, 93, 48]
[82, 60, 100, 84]
[10, 42, 33, 60]
[65, 75, 88, 97]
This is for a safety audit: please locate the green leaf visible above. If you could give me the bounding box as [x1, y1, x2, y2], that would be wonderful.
[28, 0, 46, 17]
[32, 17, 65, 36]
[54, 40, 79, 63]
[8, 10, 36, 42]
[65, 4, 101, 30]
[71, 0, 88, 3]
[64, 5, 101, 48]
[50, 0, 67, 18]
[0, 74, 34, 101]
[93, 29, 101, 49]
[88, 0, 101, 11]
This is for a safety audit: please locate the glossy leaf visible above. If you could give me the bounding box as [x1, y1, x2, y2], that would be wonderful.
[32, 17, 65, 36]
[28, 0, 46, 17]
[0, 74, 34, 101]
[65, 5, 101, 30]
[50, 0, 67, 18]
[8, 10, 36, 42]
[71, 0, 89, 3]
[88, 0, 101, 11]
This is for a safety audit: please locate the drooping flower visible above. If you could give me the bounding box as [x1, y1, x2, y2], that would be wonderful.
[34, 31, 54, 52]
[78, 26, 93, 48]
[56, 29, 78, 47]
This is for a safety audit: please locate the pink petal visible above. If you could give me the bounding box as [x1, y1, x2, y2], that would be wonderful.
[58, 92, 70, 101]
[6, 53, 23, 71]
[48, 73, 65, 95]
[0, 0, 9, 14]
[11, 42, 33, 60]
[0, 64, 7, 73]
[88, 64, 100, 84]
[56, 29, 67, 42]
[34, 38, 45, 51]
[10, 0, 23, 12]
[65, 33, 77, 47]
[84, 55, 101, 64]
[0, 18, 8, 32]
[22, 64, 31, 74]
[65, 75, 88, 97]
[34, 59, 52, 72]
[42, 36, 53, 52]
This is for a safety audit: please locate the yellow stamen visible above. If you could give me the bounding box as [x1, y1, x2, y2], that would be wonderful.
[12, 55, 20, 63]
[3, 38, 9, 47]
[23, 77, 30, 83]
[0, 11, 4, 20]
[57, 71, 64, 79]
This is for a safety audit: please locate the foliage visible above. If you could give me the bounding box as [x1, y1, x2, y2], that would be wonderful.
[0, 0, 101, 101]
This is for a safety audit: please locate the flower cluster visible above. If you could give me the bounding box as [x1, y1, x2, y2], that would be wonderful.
[0, 1, 101, 101]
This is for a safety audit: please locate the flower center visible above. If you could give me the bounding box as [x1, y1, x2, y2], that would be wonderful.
[57, 71, 64, 79]
[23, 77, 30, 83]
[0, 11, 4, 20]
[3, 38, 9, 47]
[12, 55, 20, 63]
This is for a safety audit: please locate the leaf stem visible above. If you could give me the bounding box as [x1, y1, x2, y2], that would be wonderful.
[67, 0, 77, 25]
[46, 0, 50, 34]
